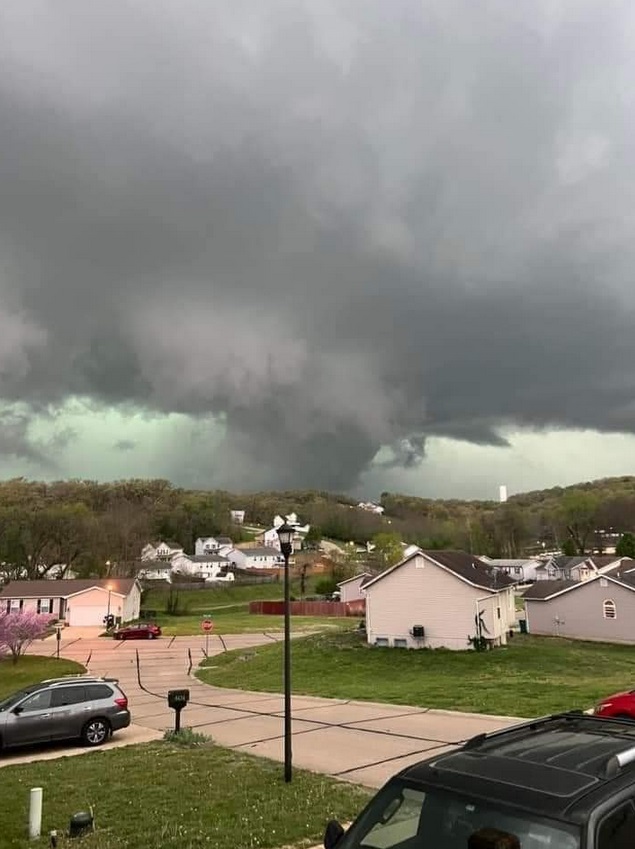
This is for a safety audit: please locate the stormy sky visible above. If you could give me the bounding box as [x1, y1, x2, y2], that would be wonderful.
[2, 0, 635, 498]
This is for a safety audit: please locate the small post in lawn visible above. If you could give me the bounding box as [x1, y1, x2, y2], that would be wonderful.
[167, 689, 190, 733]
[202, 617, 213, 656]
[55, 627, 61, 660]
[29, 787, 42, 840]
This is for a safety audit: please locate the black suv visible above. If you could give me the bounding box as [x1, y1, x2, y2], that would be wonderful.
[0, 676, 131, 752]
[325, 712, 635, 849]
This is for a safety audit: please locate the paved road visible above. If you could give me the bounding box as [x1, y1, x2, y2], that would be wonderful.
[14, 631, 521, 787]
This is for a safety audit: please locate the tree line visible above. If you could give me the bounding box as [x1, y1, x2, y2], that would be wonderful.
[1, 476, 635, 582]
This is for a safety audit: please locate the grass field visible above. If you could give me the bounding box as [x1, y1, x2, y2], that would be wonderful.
[2, 740, 370, 849]
[154, 606, 350, 636]
[139, 581, 350, 635]
[0, 655, 86, 700]
[198, 630, 635, 717]
[142, 578, 321, 612]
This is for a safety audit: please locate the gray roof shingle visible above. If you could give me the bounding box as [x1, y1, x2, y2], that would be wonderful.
[0, 578, 137, 599]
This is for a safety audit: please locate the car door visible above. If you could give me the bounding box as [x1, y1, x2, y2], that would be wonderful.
[3, 690, 53, 747]
[48, 686, 88, 741]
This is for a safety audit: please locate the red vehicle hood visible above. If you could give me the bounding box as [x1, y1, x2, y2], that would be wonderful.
[599, 690, 635, 703]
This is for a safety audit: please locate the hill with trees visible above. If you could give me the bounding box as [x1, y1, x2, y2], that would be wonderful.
[0, 475, 634, 580]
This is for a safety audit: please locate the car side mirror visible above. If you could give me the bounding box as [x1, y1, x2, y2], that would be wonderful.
[324, 820, 345, 849]
[12, 706, 24, 716]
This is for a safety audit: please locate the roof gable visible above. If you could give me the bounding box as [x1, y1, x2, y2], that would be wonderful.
[337, 572, 372, 587]
[0, 578, 137, 599]
[363, 550, 514, 593]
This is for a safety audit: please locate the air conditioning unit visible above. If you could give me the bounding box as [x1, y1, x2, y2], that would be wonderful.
[412, 625, 425, 639]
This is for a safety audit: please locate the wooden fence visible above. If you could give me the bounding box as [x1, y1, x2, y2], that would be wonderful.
[249, 599, 365, 617]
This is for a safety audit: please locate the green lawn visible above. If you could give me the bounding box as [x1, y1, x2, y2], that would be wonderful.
[151, 604, 352, 636]
[2, 740, 370, 849]
[197, 631, 635, 718]
[0, 655, 86, 700]
[142, 579, 321, 613]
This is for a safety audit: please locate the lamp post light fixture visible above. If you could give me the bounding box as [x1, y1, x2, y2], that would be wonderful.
[276, 521, 295, 783]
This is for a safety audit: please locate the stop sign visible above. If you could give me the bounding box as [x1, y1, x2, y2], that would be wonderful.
[202, 619, 213, 632]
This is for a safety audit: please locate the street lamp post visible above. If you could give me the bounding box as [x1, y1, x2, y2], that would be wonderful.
[276, 522, 295, 783]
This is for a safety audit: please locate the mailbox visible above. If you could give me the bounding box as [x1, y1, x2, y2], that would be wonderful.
[168, 689, 190, 709]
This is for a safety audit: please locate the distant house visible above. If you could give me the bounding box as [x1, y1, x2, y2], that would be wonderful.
[0, 578, 141, 627]
[137, 563, 172, 582]
[141, 540, 184, 562]
[523, 563, 635, 644]
[171, 553, 232, 581]
[194, 536, 232, 556]
[230, 546, 282, 570]
[483, 558, 542, 583]
[534, 555, 628, 582]
[230, 510, 245, 524]
[357, 502, 385, 515]
[255, 527, 305, 553]
[363, 550, 515, 651]
[337, 572, 372, 603]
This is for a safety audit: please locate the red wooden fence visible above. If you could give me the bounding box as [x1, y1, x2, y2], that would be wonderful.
[249, 600, 365, 617]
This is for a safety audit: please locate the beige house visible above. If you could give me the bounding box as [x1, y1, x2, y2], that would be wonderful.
[363, 550, 515, 650]
[523, 565, 635, 644]
[0, 579, 141, 627]
[337, 572, 372, 603]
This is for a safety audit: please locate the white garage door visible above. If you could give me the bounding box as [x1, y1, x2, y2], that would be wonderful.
[68, 606, 106, 627]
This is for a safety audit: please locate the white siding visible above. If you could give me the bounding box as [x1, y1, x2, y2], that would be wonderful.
[365, 554, 510, 651]
[122, 584, 141, 622]
[339, 575, 369, 603]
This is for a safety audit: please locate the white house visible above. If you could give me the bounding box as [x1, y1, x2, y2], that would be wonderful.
[171, 552, 231, 578]
[194, 536, 232, 555]
[337, 572, 372, 603]
[0, 578, 141, 627]
[138, 563, 173, 582]
[357, 502, 385, 515]
[482, 558, 543, 583]
[230, 510, 246, 524]
[364, 550, 516, 651]
[229, 546, 282, 570]
[141, 540, 184, 561]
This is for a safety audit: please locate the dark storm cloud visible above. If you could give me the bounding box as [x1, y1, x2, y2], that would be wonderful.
[2, 0, 635, 488]
[114, 440, 136, 452]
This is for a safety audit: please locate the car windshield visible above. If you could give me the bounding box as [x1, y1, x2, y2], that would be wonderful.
[337, 781, 580, 849]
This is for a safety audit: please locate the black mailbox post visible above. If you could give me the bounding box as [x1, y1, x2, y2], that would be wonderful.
[168, 689, 190, 732]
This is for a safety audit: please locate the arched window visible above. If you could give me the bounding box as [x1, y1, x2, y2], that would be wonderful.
[603, 599, 616, 620]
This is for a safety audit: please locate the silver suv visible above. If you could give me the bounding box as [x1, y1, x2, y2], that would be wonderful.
[0, 676, 131, 752]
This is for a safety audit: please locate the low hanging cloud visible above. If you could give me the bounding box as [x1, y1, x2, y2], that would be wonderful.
[2, 1, 635, 490]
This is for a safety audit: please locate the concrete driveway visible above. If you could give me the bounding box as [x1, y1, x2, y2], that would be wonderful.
[15, 631, 521, 787]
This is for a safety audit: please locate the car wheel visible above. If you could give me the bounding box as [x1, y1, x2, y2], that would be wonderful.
[148, 632, 155, 640]
[81, 718, 110, 747]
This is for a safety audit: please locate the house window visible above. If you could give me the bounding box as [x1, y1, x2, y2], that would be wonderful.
[514, 567, 522, 575]
[37, 599, 53, 615]
[600, 578, 608, 588]
[375, 638, 389, 647]
[603, 599, 617, 620]
[497, 607, 501, 619]
[394, 638, 407, 648]
[9, 599, 23, 613]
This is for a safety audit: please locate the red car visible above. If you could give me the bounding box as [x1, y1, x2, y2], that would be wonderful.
[594, 689, 635, 720]
[113, 623, 162, 641]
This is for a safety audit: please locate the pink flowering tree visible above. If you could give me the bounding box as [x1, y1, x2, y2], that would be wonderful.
[0, 612, 54, 664]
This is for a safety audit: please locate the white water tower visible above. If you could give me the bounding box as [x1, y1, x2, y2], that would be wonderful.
[499, 485, 508, 503]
